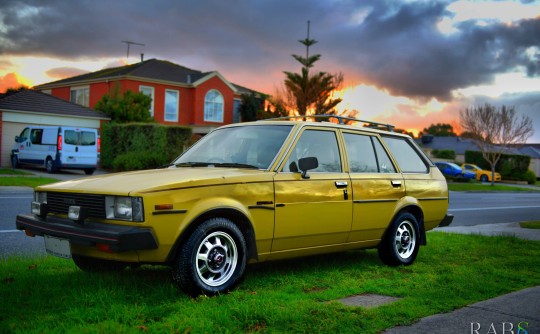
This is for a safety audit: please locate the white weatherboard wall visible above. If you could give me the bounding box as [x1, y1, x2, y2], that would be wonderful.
[1, 111, 101, 168]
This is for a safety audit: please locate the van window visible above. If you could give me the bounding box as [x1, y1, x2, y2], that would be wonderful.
[19, 128, 30, 142]
[64, 130, 96, 146]
[382, 136, 428, 173]
[30, 129, 44, 144]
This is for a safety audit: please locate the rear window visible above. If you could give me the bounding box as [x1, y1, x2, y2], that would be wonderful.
[382, 136, 428, 173]
[64, 130, 96, 146]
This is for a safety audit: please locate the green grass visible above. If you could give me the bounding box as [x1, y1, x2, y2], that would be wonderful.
[448, 183, 540, 192]
[520, 221, 540, 229]
[0, 168, 32, 175]
[0, 176, 60, 188]
[1, 232, 539, 333]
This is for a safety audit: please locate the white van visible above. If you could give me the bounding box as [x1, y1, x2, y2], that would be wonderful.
[11, 126, 100, 175]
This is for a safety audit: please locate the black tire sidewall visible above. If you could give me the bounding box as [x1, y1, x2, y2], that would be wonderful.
[174, 218, 247, 296]
[379, 212, 420, 266]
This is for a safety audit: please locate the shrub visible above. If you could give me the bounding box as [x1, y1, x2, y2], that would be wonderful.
[432, 149, 456, 160]
[101, 123, 192, 171]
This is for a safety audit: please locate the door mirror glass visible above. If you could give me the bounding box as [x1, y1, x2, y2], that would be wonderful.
[298, 157, 318, 179]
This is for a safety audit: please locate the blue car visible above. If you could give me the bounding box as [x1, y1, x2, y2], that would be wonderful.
[435, 162, 476, 179]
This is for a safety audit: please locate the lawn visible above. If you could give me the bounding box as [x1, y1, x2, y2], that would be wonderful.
[520, 221, 540, 229]
[1, 232, 539, 333]
[0, 168, 32, 175]
[0, 176, 60, 188]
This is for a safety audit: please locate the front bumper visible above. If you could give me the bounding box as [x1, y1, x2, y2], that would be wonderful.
[16, 214, 158, 252]
[438, 214, 454, 227]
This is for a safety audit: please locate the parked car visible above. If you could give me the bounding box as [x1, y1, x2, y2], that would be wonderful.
[16, 116, 453, 296]
[11, 125, 100, 175]
[434, 162, 476, 179]
[461, 163, 501, 182]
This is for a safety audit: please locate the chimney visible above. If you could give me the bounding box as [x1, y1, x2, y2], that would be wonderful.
[140, 53, 144, 62]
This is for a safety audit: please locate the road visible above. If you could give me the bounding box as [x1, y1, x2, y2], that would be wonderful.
[1, 186, 540, 258]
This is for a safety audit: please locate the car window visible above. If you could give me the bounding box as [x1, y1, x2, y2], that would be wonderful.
[343, 133, 378, 173]
[284, 129, 341, 173]
[373, 138, 396, 173]
[382, 136, 428, 173]
[175, 125, 293, 169]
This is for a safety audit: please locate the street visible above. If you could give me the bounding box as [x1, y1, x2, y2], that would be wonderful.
[1, 187, 540, 258]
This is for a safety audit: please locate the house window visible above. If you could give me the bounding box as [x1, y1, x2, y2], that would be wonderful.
[139, 85, 155, 117]
[204, 89, 224, 122]
[70, 86, 89, 107]
[233, 98, 241, 123]
[164, 89, 179, 122]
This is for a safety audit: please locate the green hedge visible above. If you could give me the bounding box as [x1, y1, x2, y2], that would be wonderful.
[465, 150, 535, 183]
[432, 149, 456, 160]
[101, 123, 192, 171]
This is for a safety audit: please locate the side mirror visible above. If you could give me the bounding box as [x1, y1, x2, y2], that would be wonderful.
[298, 157, 318, 179]
[14, 135, 19, 143]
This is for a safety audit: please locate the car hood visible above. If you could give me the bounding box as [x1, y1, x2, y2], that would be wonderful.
[36, 167, 273, 195]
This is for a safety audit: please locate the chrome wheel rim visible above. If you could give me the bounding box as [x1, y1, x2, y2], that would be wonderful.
[394, 220, 416, 260]
[195, 231, 238, 287]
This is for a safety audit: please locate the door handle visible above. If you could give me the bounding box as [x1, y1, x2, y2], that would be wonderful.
[391, 180, 402, 187]
[335, 181, 348, 189]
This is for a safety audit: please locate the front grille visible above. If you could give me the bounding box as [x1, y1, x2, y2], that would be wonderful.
[47, 192, 106, 219]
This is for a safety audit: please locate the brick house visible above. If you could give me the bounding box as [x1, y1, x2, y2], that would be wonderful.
[35, 59, 264, 134]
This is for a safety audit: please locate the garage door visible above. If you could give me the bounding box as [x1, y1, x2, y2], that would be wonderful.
[1, 122, 27, 168]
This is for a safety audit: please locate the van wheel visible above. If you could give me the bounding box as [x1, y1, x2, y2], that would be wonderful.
[84, 169, 95, 175]
[45, 158, 57, 173]
[378, 212, 420, 266]
[11, 155, 18, 169]
[172, 218, 247, 297]
[72, 254, 128, 272]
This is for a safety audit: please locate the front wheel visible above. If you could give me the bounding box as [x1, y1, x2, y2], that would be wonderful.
[11, 155, 18, 169]
[480, 174, 488, 182]
[172, 218, 247, 297]
[378, 212, 420, 266]
[45, 158, 57, 173]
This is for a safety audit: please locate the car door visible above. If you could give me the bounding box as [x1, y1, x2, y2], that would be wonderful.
[272, 127, 352, 252]
[342, 132, 405, 243]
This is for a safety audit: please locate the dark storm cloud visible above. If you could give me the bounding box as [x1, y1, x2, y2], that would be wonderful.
[1, 0, 539, 99]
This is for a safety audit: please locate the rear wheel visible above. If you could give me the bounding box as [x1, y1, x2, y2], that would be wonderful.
[84, 168, 95, 175]
[72, 254, 128, 272]
[172, 218, 247, 297]
[480, 174, 488, 182]
[378, 212, 420, 266]
[45, 158, 57, 173]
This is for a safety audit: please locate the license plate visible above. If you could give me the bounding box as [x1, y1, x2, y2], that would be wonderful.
[44, 235, 72, 259]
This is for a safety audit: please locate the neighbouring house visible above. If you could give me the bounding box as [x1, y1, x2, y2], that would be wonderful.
[0, 89, 109, 168]
[418, 135, 540, 177]
[34, 59, 265, 135]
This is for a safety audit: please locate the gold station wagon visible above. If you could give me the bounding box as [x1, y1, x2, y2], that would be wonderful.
[16, 116, 453, 296]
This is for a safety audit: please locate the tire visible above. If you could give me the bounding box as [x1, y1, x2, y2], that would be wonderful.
[172, 218, 247, 297]
[84, 168, 95, 175]
[480, 175, 488, 182]
[378, 212, 420, 266]
[11, 155, 18, 169]
[45, 158, 57, 173]
[72, 254, 128, 272]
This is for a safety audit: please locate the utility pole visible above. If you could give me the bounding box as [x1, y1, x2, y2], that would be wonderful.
[121, 40, 145, 62]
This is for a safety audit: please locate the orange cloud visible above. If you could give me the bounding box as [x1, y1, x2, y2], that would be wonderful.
[0, 72, 32, 93]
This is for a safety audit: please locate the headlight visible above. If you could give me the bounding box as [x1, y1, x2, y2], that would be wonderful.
[34, 191, 47, 203]
[105, 196, 144, 222]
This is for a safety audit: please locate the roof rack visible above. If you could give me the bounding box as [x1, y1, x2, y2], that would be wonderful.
[262, 115, 395, 132]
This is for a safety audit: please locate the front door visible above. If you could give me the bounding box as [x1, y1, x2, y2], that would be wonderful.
[272, 128, 352, 252]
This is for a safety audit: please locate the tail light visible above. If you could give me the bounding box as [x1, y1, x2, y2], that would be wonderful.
[97, 137, 101, 153]
[57, 135, 62, 151]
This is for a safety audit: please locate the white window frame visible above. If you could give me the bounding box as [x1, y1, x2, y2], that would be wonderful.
[164, 89, 179, 122]
[70, 86, 89, 107]
[204, 89, 224, 123]
[139, 85, 155, 117]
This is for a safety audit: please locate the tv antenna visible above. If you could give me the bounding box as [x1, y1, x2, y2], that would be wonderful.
[121, 40, 145, 61]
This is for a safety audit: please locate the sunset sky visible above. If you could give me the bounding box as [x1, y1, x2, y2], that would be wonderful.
[1, 0, 539, 141]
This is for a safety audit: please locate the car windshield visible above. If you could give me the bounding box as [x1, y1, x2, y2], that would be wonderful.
[173, 125, 293, 170]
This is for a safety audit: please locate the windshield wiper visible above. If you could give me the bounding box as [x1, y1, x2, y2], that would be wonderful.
[211, 163, 259, 169]
[175, 162, 212, 167]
